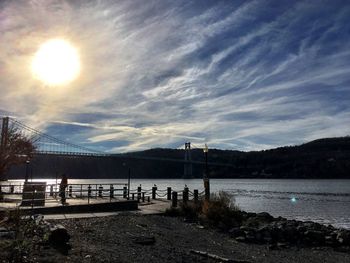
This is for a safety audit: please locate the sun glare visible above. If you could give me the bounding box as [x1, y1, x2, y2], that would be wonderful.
[31, 39, 80, 86]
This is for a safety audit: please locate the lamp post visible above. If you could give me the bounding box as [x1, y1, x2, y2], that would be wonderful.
[203, 144, 210, 200]
[123, 163, 131, 199]
[25, 160, 30, 183]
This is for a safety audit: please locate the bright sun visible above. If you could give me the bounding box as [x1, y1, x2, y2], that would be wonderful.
[31, 39, 80, 86]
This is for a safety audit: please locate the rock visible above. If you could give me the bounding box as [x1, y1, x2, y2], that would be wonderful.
[325, 235, 336, 246]
[246, 212, 257, 218]
[303, 230, 325, 246]
[256, 212, 274, 223]
[0, 231, 15, 239]
[229, 227, 244, 238]
[334, 246, 350, 253]
[49, 224, 70, 246]
[284, 226, 299, 244]
[235, 236, 246, 242]
[277, 242, 289, 249]
[132, 236, 156, 245]
[336, 230, 350, 245]
[245, 233, 256, 243]
[31, 214, 44, 225]
[240, 226, 255, 232]
[268, 243, 280, 250]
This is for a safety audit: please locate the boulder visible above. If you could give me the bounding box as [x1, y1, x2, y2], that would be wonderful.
[256, 212, 274, 223]
[303, 230, 325, 246]
[48, 224, 70, 246]
[336, 230, 350, 246]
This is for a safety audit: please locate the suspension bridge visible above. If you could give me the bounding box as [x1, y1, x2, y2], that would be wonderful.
[0, 116, 236, 180]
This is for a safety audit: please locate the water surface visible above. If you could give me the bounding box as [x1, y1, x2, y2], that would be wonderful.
[6, 178, 350, 229]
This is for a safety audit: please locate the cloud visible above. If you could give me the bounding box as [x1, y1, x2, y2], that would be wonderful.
[0, 0, 350, 152]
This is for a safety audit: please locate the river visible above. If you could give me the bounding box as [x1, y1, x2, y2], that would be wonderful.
[6, 178, 350, 229]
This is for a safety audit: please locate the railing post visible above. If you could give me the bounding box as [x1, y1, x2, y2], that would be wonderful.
[88, 185, 91, 204]
[204, 178, 210, 201]
[50, 185, 54, 196]
[123, 186, 127, 198]
[183, 186, 189, 203]
[193, 189, 199, 203]
[152, 185, 157, 199]
[110, 185, 114, 199]
[167, 187, 172, 200]
[142, 192, 145, 202]
[31, 185, 35, 209]
[172, 191, 178, 207]
[137, 185, 141, 201]
[132, 193, 135, 200]
[98, 185, 103, 198]
[69, 185, 72, 197]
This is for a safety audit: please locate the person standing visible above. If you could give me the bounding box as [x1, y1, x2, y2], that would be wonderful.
[59, 173, 68, 205]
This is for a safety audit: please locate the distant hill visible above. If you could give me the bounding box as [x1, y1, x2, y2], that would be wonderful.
[7, 136, 350, 179]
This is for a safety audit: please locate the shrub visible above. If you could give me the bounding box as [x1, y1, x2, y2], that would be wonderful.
[201, 191, 242, 230]
[165, 191, 242, 230]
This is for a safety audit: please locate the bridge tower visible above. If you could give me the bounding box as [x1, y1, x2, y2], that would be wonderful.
[0, 117, 9, 151]
[184, 142, 192, 178]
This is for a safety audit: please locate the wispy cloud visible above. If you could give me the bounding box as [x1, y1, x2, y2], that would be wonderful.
[0, 0, 349, 152]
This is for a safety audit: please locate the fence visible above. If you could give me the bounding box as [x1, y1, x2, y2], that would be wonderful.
[0, 182, 206, 208]
[0, 182, 128, 207]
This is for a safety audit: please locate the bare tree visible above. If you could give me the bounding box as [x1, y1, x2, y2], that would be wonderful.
[0, 125, 36, 181]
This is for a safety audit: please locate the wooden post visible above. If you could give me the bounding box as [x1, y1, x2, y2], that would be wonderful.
[132, 193, 135, 200]
[88, 185, 91, 203]
[69, 185, 72, 197]
[142, 192, 145, 202]
[147, 196, 150, 202]
[50, 185, 54, 196]
[172, 191, 178, 207]
[167, 187, 172, 200]
[193, 189, 199, 203]
[31, 185, 34, 209]
[98, 185, 103, 198]
[137, 185, 142, 201]
[204, 178, 210, 201]
[123, 186, 127, 198]
[110, 185, 114, 199]
[183, 186, 189, 203]
[152, 186, 157, 199]
[10, 185, 14, 194]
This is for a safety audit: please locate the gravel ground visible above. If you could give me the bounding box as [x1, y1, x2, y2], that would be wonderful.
[29, 214, 350, 263]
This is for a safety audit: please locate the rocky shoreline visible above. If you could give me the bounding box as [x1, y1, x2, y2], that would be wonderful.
[226, 211, 350, 250]
[1, 211, 350, 262]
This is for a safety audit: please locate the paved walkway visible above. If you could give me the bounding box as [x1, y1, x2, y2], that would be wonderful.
[41, 199, 171, 220]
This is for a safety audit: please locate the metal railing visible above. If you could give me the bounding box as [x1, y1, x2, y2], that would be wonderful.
[0, 182, 129, 206]
[0, 183, 206, 208]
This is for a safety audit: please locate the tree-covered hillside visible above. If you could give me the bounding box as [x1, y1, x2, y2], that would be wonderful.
[7, 137, 350, 179]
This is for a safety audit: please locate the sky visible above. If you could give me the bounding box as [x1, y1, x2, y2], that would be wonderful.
[1, 0, 350, 153]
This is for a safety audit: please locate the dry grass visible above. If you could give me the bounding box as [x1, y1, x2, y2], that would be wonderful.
[165, 191, 242, 230]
